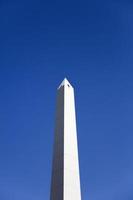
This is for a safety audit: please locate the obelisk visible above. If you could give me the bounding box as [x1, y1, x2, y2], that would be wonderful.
[50, 78, 81, 200]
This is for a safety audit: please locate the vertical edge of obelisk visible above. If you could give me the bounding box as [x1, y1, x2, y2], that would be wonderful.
[50, 85, 64, 200]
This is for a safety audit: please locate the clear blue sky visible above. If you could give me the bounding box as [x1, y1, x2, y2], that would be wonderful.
[0, 0, 133, 199]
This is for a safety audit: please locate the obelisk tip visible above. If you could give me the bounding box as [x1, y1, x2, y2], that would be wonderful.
[58, 78, 73, 89]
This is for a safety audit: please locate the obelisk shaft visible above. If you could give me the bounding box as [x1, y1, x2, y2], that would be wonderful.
[50, 79, 81, 200]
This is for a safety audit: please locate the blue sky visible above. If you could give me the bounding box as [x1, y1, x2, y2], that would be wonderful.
[0, 0, 133, 199]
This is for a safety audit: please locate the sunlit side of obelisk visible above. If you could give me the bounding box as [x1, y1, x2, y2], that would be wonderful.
[50, 78, 81, 200]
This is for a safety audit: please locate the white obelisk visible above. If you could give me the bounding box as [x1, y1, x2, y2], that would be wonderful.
[50, 78, 81, 200]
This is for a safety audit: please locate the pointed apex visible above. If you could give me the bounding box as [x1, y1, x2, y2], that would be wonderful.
[58, 78, 73, 89]
[61, 78, 70, 86]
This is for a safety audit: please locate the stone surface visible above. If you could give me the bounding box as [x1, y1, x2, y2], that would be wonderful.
[50, 78, 81, 200]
